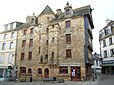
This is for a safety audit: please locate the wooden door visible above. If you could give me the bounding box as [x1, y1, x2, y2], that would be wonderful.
[44, 68, 49, 78]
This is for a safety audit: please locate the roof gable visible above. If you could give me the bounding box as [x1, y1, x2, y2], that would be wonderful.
[39, 5, 55, 16]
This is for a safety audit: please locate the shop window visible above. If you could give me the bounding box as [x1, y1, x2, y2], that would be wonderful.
[59, 66, 68, 74]
[20, 67, 26, 73]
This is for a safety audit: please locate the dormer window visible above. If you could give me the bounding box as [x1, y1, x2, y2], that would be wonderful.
[66, 9, 70, 15]
[31, 18, 34, 24]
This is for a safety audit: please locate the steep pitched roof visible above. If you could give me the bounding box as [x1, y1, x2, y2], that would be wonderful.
[39, 5, 55, 16]
[53, 5, 91, 21]
[74, 5, 91, 16]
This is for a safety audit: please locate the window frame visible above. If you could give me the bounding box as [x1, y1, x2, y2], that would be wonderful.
[20, 67, 26, 73]
[23, 29, 27, 35]
[66, 20, 70, 28]
[29, 39, 33, 47]
[22, 40, 26, 47]
[11, 32, 15, 38]
[30, 28, 34, 34]
[59, 66, 68, 74]
[28, 52, 32, 60]
[66, 49, 72, 58]
[2, 43, 6, 50]
[109, 37, 113, 45]
[21, 53, 24, 60]
[9, 42, 14, 49]
[66, 34, 71, 43]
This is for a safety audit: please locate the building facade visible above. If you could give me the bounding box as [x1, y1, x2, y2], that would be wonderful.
[99, 19, 114, 74]
[0, 22, 23, 81]
[92, 53, 102, 73]
[16, 2, 94, 81]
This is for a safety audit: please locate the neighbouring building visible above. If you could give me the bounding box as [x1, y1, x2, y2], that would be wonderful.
[0, 21, 23, 81]
[99, 19, 114, 74]
[92, 53, 102, 73]
[16, 2, 94, 81]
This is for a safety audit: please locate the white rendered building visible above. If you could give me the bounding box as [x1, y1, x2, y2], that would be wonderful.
[0, 21, 23, 81]
[99, 19, 114, 74]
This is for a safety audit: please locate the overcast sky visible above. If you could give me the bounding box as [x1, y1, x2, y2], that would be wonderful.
[0, 0, 114, 54]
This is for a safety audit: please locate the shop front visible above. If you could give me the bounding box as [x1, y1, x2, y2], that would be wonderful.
[102, 60, 114, 74]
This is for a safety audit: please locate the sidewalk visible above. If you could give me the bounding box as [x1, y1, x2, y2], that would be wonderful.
[0, 75, 101, 85]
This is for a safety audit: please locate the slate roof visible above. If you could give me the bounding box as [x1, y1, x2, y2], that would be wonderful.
[53, 5, 91, 21]
[74, 5, 91, 16]
[39, 5, 55, 16]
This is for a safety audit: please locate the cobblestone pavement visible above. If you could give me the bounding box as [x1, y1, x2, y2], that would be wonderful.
[0, 76, 101, 85]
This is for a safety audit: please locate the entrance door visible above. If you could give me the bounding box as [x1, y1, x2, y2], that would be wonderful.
[71, 66, 81, 81]
[44, 68, 49, 78]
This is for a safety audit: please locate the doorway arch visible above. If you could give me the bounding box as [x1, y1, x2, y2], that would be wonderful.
[44, 68, 49, 78]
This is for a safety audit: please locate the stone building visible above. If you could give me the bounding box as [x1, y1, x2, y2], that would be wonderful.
[0, 21, 23, 81]
[16, 2, 94, 81]
[99, 19, 114, 74]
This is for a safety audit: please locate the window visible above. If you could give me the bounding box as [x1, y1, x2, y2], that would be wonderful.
[104, 29, 108, 35]
[10, 23, 13, 29]
[109, 37, 113, 45]
[11, 32, 15, 38]
[52, 25, 54, 28]
[9, 42, 14, 49]
[8, 54, 13, 64]
[46, 40, 48, 46]
[104, 50, 107, 58]
[22, 40, 26, 47]
[21, 53, 24, 60]
[66, 49, 71, 58]
[3, 34, 7, 39]
[28, 68, 32, 74]
[29, 39, 33, 47]
[0, 54, 4, 63]
[20, 67, 26, 73]
[23, 29, 27, 35]
[5, 25, 8, 31]
[103, 40, 106, 47]
[30, 28, 34, 34]
[45, 54, 48, 61]
[39, 47, 40, 54]
[96, 61, 98, 66]
[31, 18, 34, 24]
[2, 43, 6, 50]
[66, 20, 70, 28]
[66, 9, 70, 15]
[51, 52, 54, 63]
[46, 28, 49, 34]
[40, 55, 43, 63]
[66, 34, 71, 43]
[52, 38, 54, 42]
[28, 52, 32, 60]
[110, 49, 114, 57]
[38, 68, 42, 74]
[47, 17, 49, 21]
[59, 66, 68, 74]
